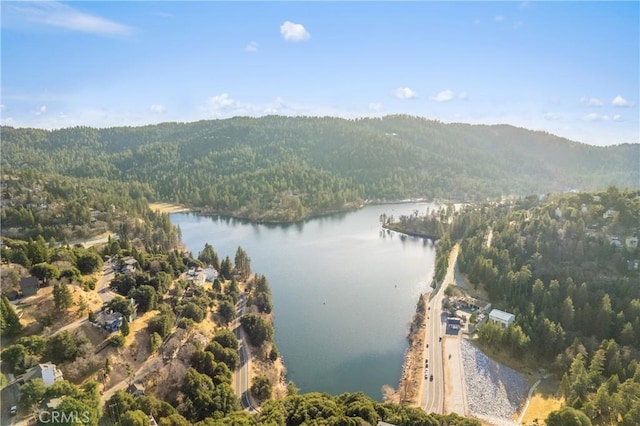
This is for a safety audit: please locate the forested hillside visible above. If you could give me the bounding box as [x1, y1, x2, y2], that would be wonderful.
[449, 188, 639, 424]
[2, 115, 638, 221]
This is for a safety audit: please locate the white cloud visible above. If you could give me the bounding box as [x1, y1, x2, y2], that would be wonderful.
[394, 87, 417, 99]
[611, 95, 631, 107]
[150, 104, 165, 113]
[7, 1, 132, 36]
[245, 41, 259, 52]
[430, 90, 455, 102]
[543, 112, 561, 121]
[494, 15, 505, 22]
[368, 102, 383, 111]
[513, 21, 524, 29]
[203, 94, 291, 117]
[613, 114, 622, 121]
[581, 97, 603, 107]
[280, 21, 310, 42]
[458, 91, 469, 100]
[0, 104, 5, 111]
[583, 113, 610, 122]
[473, 18, 481, 25]
[207, 93, 236, 112]
[35, 105, 47, 116]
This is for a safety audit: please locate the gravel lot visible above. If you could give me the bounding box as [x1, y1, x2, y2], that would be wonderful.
[461, 339, 528, 426]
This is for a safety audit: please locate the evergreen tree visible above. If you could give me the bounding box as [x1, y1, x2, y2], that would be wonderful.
[220, 256, 233, 280]
[121, 317, 130, 337]
[1, 295, 22, 336]
[53, 282, 73, 310]
[234, 246, 251, 278]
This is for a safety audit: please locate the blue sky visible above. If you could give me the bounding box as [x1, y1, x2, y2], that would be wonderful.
[1, 1, 638, 146]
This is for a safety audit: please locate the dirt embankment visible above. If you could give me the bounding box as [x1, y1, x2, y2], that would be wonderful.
[394, 294, 428, 405]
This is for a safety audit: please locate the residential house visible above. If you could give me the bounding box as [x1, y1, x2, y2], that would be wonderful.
[603, 209, 617, 219]
[127, 382, 146, 397]
[94, 309, 124, 332]
[103, 312, 124, 332]
[187, 268, 206, 286]
[626, 236, 638, 249]
[119, 256, 138, 274]
[19, 276, 39, 297]
[16, 363, 63, 387]
[611, 237, 623, 249]
[488, 309, 515, 328]
[204, 267, 218, 282]
[45, 397, 63, 411]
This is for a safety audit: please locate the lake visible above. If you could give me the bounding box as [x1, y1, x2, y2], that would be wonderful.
[171, 202, 437, 399]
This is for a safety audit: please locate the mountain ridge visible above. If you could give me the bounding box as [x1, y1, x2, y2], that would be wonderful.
[2, 115, 638, 221]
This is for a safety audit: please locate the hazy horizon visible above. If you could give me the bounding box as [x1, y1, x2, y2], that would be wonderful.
[1, 1, 638, 147]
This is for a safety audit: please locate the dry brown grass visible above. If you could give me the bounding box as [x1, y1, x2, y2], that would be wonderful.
[148, 202, 189, 213]
[520, 380, 564, 425]
[453, 272, 490, 301]
[469, 338, 539, 381]
[252, 346, 288, 401]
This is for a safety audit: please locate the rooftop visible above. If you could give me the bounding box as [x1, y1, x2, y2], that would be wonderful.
[489, 309, 515, 322]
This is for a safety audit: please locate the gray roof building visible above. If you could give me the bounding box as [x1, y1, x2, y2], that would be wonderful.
[20, 276, 39, 297]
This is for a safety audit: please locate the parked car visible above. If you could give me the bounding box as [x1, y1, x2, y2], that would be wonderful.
[9, 405, 17, 415]
[429, 374, 434, 382]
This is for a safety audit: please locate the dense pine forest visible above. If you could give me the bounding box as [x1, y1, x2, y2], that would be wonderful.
[395, 187, 640, 424]
[2, 115, 638, 221]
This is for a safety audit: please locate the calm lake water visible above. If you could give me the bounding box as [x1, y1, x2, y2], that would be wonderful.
[171, 203, 437, 399]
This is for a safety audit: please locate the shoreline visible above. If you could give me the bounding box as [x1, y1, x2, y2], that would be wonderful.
[395, 244, 460, 409]
[395, 293, 429, 405]
[151, 197, 451, 225]
[148, 202, 190, 214]
[382, 223, 440, 240]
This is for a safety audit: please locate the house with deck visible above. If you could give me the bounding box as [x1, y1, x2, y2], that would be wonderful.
[16, 363, 63, 387]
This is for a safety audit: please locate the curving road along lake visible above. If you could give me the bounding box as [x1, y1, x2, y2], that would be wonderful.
[171, 202, 437, 400]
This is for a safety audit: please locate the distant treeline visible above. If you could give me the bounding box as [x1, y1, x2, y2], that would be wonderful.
[3, 115, 638, 221]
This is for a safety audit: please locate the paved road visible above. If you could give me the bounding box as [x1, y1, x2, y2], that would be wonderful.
[69, 232, 115, 249]
[97, 262, 116, 303]
[517, 374, 549, 423]
[443, 336, 467, 416]
[233, 294, 259, 413]
[421, 244, 460, 415]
